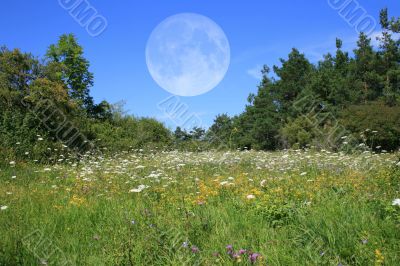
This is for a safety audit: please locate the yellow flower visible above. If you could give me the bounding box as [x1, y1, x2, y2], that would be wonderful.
[375, 249, 384, 265]
[69, 195, 86, 207]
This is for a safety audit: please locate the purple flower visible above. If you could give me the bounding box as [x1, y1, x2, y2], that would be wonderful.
[249, 253, 260, 263]
[239, 249, 247, 255]
[226, 245, 234, 256]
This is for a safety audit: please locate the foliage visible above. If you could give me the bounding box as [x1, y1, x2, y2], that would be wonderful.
[1, 8, 400, 160]
[339, 101, 400, 151]
[0, 36, 172, 163]
[206, 8, 400, 152]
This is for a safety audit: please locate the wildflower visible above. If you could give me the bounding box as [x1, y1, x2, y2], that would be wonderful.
[361, 239, 368, 245]
[182, 241, 189, 248]
[69, 195, 86, 206]
[38, 137, 43, 141]
[191, 245, 199, 253]
[129, 184, 149, 193]
[1, 206, 8, 211]
[249, 253, 260, 263]
[239, 249, 247, 255]
[246, 194, 256, 200]
[260, 179, 267, 187]
[300, 172, 307, 176]
[131, 220, 135, 225]
[11, 176, 16, 179]
[392, 199, 400, 206]
[9, 161, 15, 165]
[375, 249, 384, 265]
[226, 245, 234, 256]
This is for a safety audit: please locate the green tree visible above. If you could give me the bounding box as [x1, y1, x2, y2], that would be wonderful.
[352, 33, 382, 102]
[190, 127, 206, 141]
[273, 48, 313, 114]
[207, 114, 233, 145]
[378, 9, 400, 105]
[46, 34, 94, 110]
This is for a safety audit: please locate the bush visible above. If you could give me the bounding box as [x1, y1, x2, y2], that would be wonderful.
[339, 101, 400, 151]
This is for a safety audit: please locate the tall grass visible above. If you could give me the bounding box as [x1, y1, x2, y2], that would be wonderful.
[0, 151, 399, 265]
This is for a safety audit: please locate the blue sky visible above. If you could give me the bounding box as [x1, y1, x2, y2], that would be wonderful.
[1, 0, 399, 130]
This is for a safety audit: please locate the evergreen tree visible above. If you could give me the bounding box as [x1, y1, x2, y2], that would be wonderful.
[352, 33, 382, 102]
[378, 9, 400, 105]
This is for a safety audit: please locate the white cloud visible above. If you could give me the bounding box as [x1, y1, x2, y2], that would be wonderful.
[247, 65, 263, 80]
[369, 30, 400, 48]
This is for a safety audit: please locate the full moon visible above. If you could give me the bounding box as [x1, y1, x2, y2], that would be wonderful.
[146, 13, 230, 96]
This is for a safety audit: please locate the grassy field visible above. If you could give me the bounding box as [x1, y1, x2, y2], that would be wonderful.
[1, 150, 400, 265]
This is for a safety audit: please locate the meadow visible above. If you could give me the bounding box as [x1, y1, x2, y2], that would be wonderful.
[1, 150, 400, 265]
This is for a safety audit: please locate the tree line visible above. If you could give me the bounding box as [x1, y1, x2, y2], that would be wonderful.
[1, 8, 399, 163]
[204, 8, 400, 152]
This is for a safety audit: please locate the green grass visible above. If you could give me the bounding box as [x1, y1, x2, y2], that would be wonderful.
[0, 150, 399, 265]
